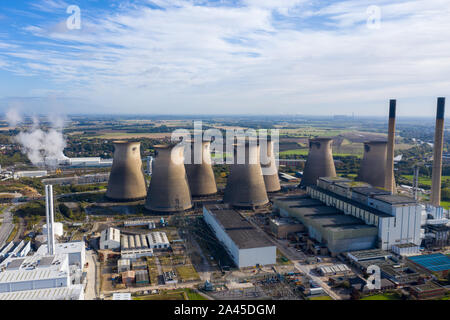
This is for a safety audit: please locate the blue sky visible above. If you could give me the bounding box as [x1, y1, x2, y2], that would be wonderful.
[0, 0, 449, 117]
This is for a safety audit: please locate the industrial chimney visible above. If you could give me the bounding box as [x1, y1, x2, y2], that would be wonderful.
[357, 141, 388, 188]
[431, 97, 446, 207]
[106, 141, 147, 201]
[45, 184, 55, 255]
[223, 139, 269, 208]
[145, 143, 193, 212]
[185, 140, 218, 197]
[260, 138, 281, 193]
[300, 137, 336, 188]
[385, 100, 397, 193]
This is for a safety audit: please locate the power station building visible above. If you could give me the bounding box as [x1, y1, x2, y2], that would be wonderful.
[203, 205, 276, 268]
[273, 177, 422, 255]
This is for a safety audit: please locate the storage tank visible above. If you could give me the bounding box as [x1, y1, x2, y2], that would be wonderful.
[223, 139, 269, 208]
[185, 140, 218, 197]
[357, 141, 388, 188]
[300, 137, 336, 188]
[145, 143, 193, 212]
[106, 141, 147, 201]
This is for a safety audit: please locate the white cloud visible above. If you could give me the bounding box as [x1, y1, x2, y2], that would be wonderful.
[0, 0, 449, 115]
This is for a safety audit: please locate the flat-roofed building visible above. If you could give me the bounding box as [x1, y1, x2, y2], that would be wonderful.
[0, 285, 84, 300]
[410, 281, 446, 300]
[37, 241, 85, 268]
[391, 243, 420, 256]
[203, 204, 276, 268]
[100, 227, 121, 250]
[0, 254, 70, 293]
[269, 218, 304, 239]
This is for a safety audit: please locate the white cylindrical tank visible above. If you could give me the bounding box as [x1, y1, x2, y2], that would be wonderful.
[43, 222, 64, 237]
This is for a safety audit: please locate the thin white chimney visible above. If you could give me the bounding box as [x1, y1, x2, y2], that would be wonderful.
[45, 184, 56, 255]
[45, 185, 51, 255]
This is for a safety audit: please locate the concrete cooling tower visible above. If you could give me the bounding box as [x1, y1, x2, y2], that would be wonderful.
[260, 138, 281, 193]
[145, 144, 192, 212]
[223, 140, 269, 208]
[106, 141, 147, 201]
[185, 140, 218, 197]
[300, 137, 336, 188]
[357, 141, 387, 188]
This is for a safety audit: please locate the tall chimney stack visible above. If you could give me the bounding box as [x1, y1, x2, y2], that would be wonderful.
[431, 97, 446, 206]
[45, 184, 55, 255]
[385, 99, 397, 193]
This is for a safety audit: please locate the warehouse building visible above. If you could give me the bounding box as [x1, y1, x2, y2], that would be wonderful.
[117, 258, 131, 273]
[124, 219, 156, 229]
[0, 241, 31, 263]
[147, 232, 170, 249]
[408, 253, 450, 277]
[203, 205, 276, 268]
[0, 285, 84, 300]
[0, 254, 70, 293]
[100, 227, 121, 250]
[317, 264, 352, 277]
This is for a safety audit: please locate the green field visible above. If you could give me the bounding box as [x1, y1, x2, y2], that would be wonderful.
[279, 149, 361, 158]
[308, 295, 333, 300]
[176, 265, 200, 282]
[133, 289, 207, 301]
[361, 293, 401, 300]
[401, 175, 450, 186]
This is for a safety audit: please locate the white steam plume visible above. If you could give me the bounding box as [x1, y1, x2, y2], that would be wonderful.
[5, 108, 23, 127]
[12, 114, 69, 167]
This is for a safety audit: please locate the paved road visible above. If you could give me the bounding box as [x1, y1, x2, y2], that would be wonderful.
[0, 205, 16, 248]
[85, 251, 98, 300]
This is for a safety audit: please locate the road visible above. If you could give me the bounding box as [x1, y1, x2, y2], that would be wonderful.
[85, 251, 99, 300]
[244, 215, 342, 300]
[0, 205, 16, 248]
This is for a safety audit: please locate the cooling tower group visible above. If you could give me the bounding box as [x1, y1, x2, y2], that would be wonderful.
[105, 97, 447, 213]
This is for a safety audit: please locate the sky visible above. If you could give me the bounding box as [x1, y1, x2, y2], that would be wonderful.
[0, 0, 449, 117]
